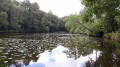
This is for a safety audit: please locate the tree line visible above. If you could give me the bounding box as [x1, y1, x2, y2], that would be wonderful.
[1, 0, 120, 38]
[64, 0, 120, 37]
[0, 0, 66, 33]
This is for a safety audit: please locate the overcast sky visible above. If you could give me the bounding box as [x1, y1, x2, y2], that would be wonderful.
[19, 0, 84, 17]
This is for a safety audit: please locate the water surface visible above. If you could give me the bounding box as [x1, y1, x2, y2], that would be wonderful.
[0, 33, 120, 67]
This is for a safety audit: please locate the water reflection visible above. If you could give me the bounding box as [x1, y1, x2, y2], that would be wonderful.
[84, 40, 120, 67]
[0, 33, 69, 67]
[0, 33, 120, 67]
[26, 45, 100, 67]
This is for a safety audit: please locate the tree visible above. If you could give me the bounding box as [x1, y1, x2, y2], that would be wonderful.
[0, 0, 66, 33]
[0, 12, 8, 30]
[81, 0, 120, 33]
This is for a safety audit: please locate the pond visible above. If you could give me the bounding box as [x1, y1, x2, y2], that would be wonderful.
[0, 33, 120, 67]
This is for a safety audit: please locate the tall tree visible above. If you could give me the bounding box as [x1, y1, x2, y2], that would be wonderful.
[81, 0, 120, 32]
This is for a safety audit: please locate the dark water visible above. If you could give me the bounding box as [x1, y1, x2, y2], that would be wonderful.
[0, 33, 120, 67]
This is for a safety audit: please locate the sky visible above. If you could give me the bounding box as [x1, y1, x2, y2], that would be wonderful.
[18, 0, 84, 17]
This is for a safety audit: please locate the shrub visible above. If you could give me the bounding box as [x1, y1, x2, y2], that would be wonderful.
[89, 23, 104, 37]
[115, 31, 120, 39]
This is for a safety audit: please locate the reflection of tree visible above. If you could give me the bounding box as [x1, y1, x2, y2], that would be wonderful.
[0, 33, 67, 66]
[64, 35, 102, 59]
[84, 40, 120, 67]
[63, 35, 120, 67]
[2, 33, 120, 67]
[0, 56, 8, 67]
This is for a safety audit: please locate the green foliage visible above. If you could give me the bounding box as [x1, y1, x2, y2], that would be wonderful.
[64, 13, 104, 37]
[115, 31, 120, 39]
[0, 12, 8, 30]
[81, 0, 120, 33]
[0, 0, 66, 33]
[115, 16, 120, 29]
[104, 31, 120, 39]
[89, 22, 104, 37]
[80, 10, 93, 23]
[63, 14, 82, 33]
[0, 56, 7, 67]
[64, 0, 120, 38]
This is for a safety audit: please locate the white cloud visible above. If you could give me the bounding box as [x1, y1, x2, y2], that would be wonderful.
[18, 0, 84, 17]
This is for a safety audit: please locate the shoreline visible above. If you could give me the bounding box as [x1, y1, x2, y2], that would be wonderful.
[0, 32, 120, 42]
[103, 36, 120, 42]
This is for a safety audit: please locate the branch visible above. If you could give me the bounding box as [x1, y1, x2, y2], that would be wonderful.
[78, 22, 93, 32]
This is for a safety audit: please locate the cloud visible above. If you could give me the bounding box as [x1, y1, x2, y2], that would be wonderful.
[18, 0, 84, 17]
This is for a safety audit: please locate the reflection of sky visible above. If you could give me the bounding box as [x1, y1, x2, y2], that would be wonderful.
[26, 45, 101, 67]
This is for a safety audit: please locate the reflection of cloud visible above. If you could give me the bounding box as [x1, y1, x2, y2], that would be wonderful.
[76, 50, 101, 67]
[50, 45, 68, 55]
[45, 58, 77, 67]
[28, 46, 101, 67]
[49, 58, 56, 63]
[26, 63, 45, 67]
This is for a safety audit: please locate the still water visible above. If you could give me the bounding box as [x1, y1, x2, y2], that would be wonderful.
[0, 33, 120, 67]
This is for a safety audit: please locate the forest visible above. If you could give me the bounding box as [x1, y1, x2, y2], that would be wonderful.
[0, 0, 120, 39]
[0, 0, 66, 33]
